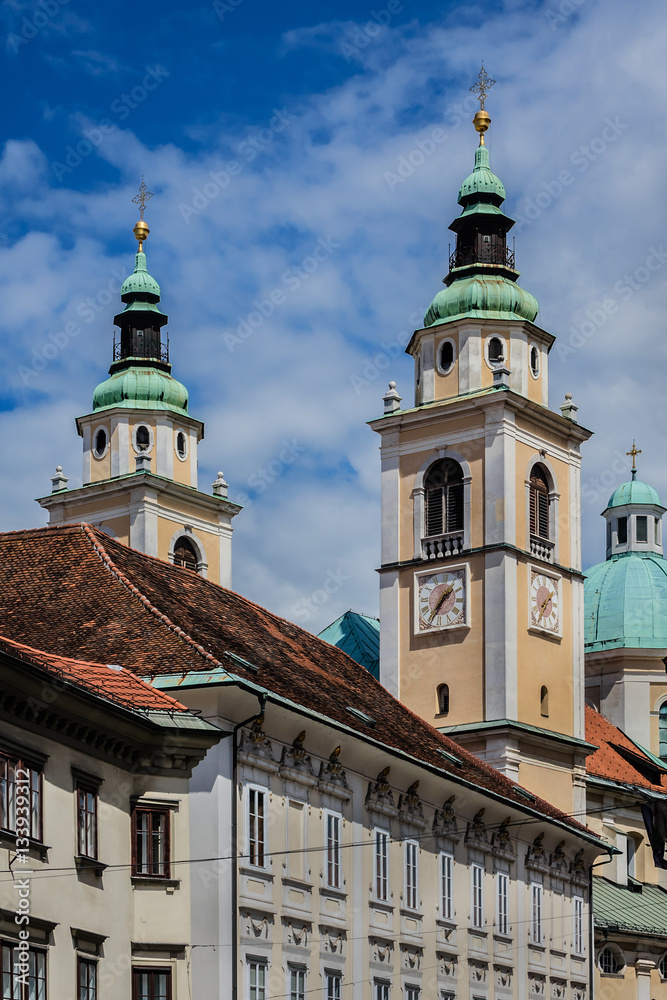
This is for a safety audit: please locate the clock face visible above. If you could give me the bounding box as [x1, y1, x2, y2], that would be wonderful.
[416, 568, 467, 632]
[530, 571, 560, 633]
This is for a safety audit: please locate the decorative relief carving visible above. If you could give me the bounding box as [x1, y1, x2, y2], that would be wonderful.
[319, 925, 345, 954]
[280, 731, 315, 777]
[284, 918, 310, 947]
[571, 983, 586, 1000]
[526, 833, 550, 873]
[238, 715, 278, 769]
[529, 973, 546, 996]
[370, 938, 394, 965]
[551, 980, 566, 999]
[366, 767, 397, 818]
[244, 913, 270, 939]
[318, 746, 350, 791]
[465, 808, 490, 849]
[468, 960, 488, 984]
[491, 817, 515, 859]
[549, 841, 569, 874]
[495, 965, 513, 988]
[570, 849, 588, 884]
[400, 944, 422, 970]
[437, 952, 458, 979]
[398, 780, 427, 830]
[433, 795, 460, 841]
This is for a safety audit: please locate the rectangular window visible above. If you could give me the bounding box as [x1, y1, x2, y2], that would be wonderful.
[77, 785, 98, 859]
[573, 895, 584, 954]
[405, 988, 420, 1000]
[636, 515, 648, 542]
[496, 871, 509, 935]
[617, 516, 627, 544]
[325, 811, 342, 889]
[374, 829, 389, 901]
[325, 972, 341, 1000]
[440, 852, 453, 920]
[289, 967, 306, 1000]
[471, 863, 484, 928]
[531, 883, 543, 943]
[0, 751, 42, 841]
[656, 518, 661, 545]
[78, 957, 97, 1000]
[248, 960, 267, 1000]
[247, 787, 266, 868]
[1, 941, 46, 1000]
[405, 840, 419, 910]
[374, 981, 390, 1000]
[132, 807, 170, 878]
[132, 967, 172, 1000]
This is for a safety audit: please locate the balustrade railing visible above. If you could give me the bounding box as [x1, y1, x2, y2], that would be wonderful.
[449, 244, 516, 270]
[530, 535, 554, 562]
[422, 531, 464, 560]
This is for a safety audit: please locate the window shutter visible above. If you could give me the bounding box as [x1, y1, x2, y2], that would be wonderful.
[446, 482, 464, 532]
[426, 488, 444, 536]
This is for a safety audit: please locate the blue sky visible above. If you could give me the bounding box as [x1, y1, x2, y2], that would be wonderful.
[1, 0, 666, 631]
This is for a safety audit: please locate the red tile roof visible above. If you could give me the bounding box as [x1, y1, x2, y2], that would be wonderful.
[0, 634, 191, 714]
[585, 705, 667, 793]
[0, 523, 597, 836]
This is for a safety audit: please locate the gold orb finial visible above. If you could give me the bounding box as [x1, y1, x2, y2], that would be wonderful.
[470, 64, 496, 145]
[132, 177, 153, 251]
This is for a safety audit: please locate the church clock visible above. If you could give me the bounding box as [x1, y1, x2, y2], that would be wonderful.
[415, 566, 468, 633]
[530, 569, 561, 635]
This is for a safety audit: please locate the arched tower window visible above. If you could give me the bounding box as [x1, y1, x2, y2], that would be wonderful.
[540, 686, 549, 718]
[424, 459, 464, 537]
[660, 702, 667, 758]
[530, 465, 550, 540]
[437, 684, 450, 716]
[173, 536, 198, 571]
[135, 425, 150, 452]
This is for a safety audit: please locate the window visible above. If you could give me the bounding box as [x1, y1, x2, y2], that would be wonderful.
[529, 465, 550, 540]
[289, 967, 306, 1000]
[173, 536, 198, 571]
[487, 336, 505, 366]
[573, 895, 584, 954]
[598, 947, 621, 974]
[132, 807, 170, 878]
[78, 957, 97, 1000]
[77, 784, 98, 859]
[374, 829, 389, 901]
[132, 967, 171, 1000]
[636, 515, 648, 542]
[424, 459, 464, 537]
[531, 883, 543, 943]
[530, 345, 540, 377]
[437, 684, 450, 716]
[471, 863, 484, 928]
[1, 942, 46, 1000]
[497, 871, 509, 935]
[617, 516, 627, 544]
[374, 981, 390, 1000]
[405, 988, 420, 1000]
[176, 431, 187, 459]
[606, 520, 612, 550]
[325, 972, 341, 1000]
[439, 340, 455, 373]
[660, 703, 667, 758]
[540, 686, 549, 718]
[325, 811, 341, 889]
[627, 834, 641, 879]
[135, 425, 150, 451]
[440, 852, 453, 920]
[247, 787, 266, 868]
[93, 428, 107, 458]
[0, 750, 42, 841]
[405, 840, 419, 909]
[248, 960, 267, 1000]
[656, 518, 661, 545]
[659, 953, 667, 979]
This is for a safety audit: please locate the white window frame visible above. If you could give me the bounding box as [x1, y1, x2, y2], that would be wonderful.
[496, 871, 509, 936]
[573, 894, 584, 955]
[531, 882, 543, 944]
[374, 980, 390, 1000]
[404, 987, 420, 1000]
[324, 810, 342, 889]
[247, 959, 267, 1000]
[245, 784, 267, 869]
[374, 828, 390, 902]
[325, 971, 341, 1000]
[440, 851, 454, 920]
[404, 840, 419, 910]
[471, 863, 484, 928]
[289, 966, 306, 1000]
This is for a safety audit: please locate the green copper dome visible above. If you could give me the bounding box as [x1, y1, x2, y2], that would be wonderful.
[458, 145, 506, 205]
[424, 275, 539, 327]
[584, 553, 667, 651]
[606, 480, 662, 510]
[92, 367, 188, 415]
[121, 251, 161, 300]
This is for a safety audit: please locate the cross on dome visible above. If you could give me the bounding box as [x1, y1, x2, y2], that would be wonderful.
[626, 440, 642, 481]
[470, 64, 496, 111]
[132, 177, 153, 220]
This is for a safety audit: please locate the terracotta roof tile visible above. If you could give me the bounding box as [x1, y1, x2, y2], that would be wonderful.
[0, 523, 598, 836]
[585, 705, 667, 793]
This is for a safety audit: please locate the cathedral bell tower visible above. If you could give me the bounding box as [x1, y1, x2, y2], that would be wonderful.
[369, 70, 593, 814]
[38, 182, 241, 586]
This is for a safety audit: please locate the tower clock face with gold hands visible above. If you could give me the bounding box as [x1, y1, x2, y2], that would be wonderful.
[416, 568, 467, 632]
[530, 570, 560, 633]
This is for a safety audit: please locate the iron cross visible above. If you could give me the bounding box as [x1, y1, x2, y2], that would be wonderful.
[470, 64, 496, 111]
[132, 177, 154, 220]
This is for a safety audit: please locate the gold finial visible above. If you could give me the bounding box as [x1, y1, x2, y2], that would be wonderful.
[470, 64, 496, 145]
[626, 440, 642, 480]
[132, 177, 153, 251]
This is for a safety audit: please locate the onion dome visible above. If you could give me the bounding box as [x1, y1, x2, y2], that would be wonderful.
[93, 367, 188, 416]
[458, 145, 506, 205]
[424, 275, 538, 327]
[584, 554, 667, 651]
[120, 251, 161, 301]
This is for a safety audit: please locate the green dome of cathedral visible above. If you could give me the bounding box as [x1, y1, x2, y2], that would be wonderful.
[606, 480, 662, 509]
[120, 251, 161, 301]
[424, 275, 539, 327]
[584, 553, 667, 651]
[457, 145, 506, 205]
[92, 367, 189, 416]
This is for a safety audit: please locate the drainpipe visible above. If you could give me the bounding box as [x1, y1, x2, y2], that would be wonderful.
[232, 696, 266, 1000]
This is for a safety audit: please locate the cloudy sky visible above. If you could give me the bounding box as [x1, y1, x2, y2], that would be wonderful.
[1, 0, 665, 633]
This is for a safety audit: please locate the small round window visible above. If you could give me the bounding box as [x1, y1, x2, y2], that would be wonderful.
[93, 428, 107, 458]
[135, 425, 150, 452]
[598, 947, 622, 975]
[439, 340, 455, 374]
[176, 431, 187, 460]
[488, 336, 505, 367]
[530, 345, 540, 378]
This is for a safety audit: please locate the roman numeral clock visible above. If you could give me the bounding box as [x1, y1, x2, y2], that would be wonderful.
[415, 566, 469, 633]
[530, 569, 561, 635]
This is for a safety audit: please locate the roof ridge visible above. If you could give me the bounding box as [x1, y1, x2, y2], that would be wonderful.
[80, 524, 229, 675]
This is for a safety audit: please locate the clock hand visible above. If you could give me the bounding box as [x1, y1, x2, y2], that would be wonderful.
[428, 585, 454, 622]
[538, 592, 555, 616]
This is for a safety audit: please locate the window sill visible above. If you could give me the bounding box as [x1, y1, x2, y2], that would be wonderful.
[239, 865, 274, 881]
[400, 907, 423, 918]
[131, 876, 180, 888]
[319, 885, 346, 900]
[1, 830, 49, 860]
[75, 855, 107, 876]
[370, 898, 394, 912]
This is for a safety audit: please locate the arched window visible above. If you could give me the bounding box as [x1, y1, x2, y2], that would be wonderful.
[439, 341, 455, 373]
[659, 953, 667, 980]
[540, 686, 549, 718]
[598, 947, 622, 975]
[488, 336, 505, 366]
[424, 460, 464, 537]
[135, 425, 150, 452]
[173, 536, 198, 571]
[530, 345, 540, 377]
[530, 465, 550, 540]
[660, 702, 667, 758]
[93, 428, 107, 458]
[176, 431, 187, 459]
[437, 684, 450, 716]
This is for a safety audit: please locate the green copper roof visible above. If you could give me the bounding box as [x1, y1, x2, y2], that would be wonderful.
[584, 552, 667, 651]
[458, 145, 506, 205]
[607, 479, 663, 509]
[593, 875, 667, 937]
[121, 251, 161, 300]
[424, 275, 539, 327]
[92, 367, 189, 415]
[318, 611, 380, 679]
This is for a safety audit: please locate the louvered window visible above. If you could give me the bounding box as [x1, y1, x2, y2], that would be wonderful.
[424, 460, 464, 537]
[529, 466, 550, 540]
[173, 537, 198, 571]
